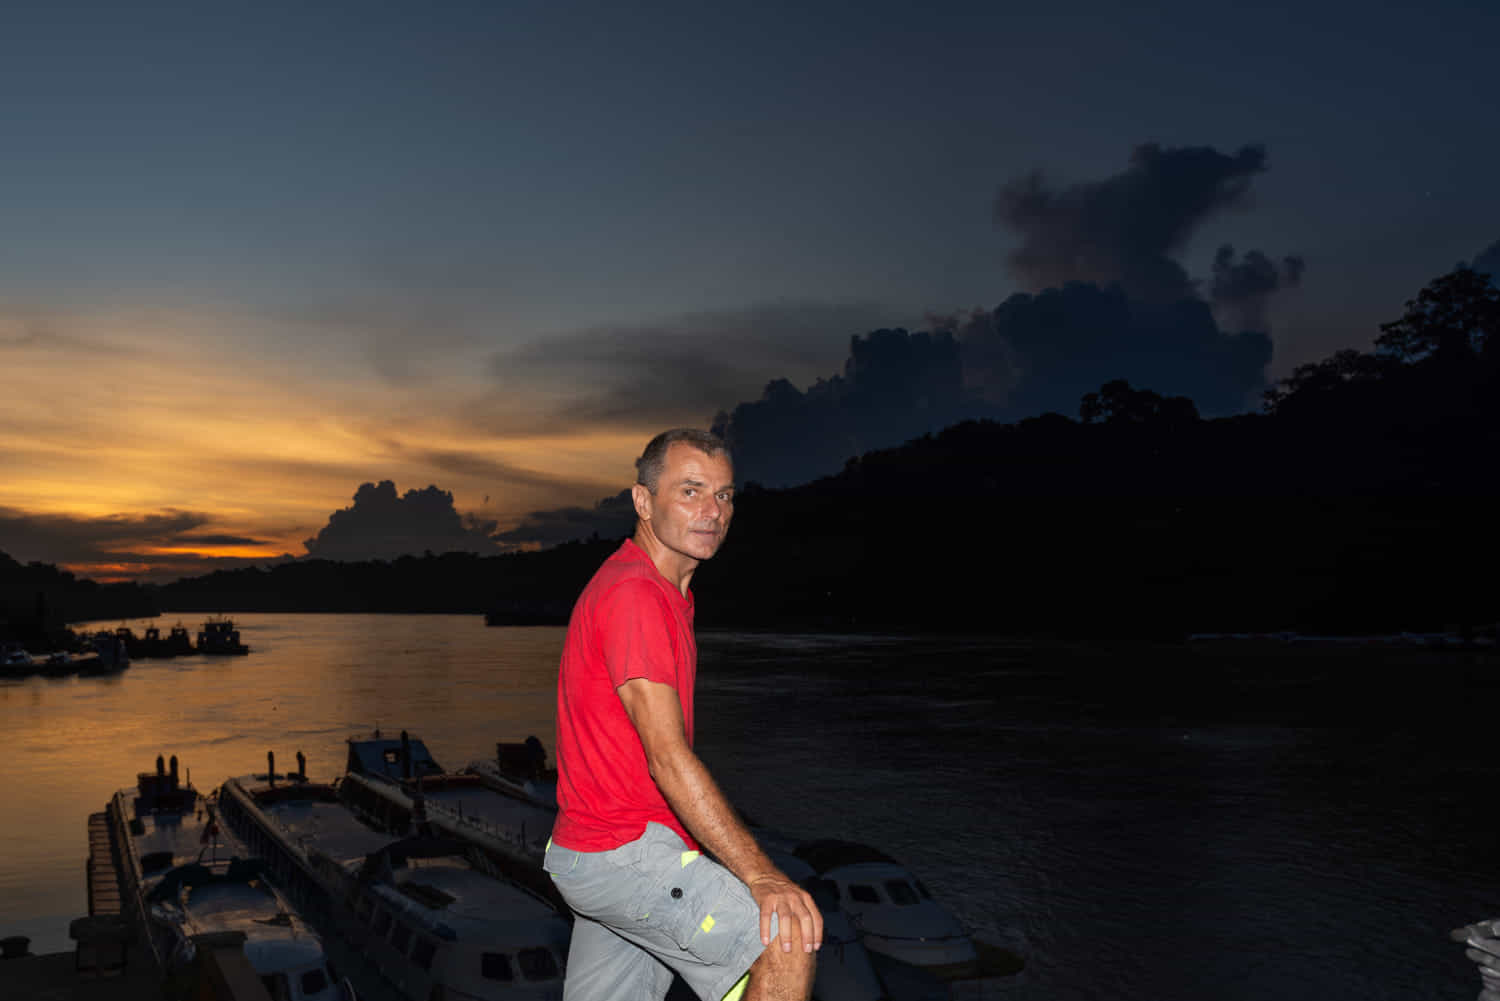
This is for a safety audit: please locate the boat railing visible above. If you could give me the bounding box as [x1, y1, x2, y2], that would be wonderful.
[421, 798, 542, 856]
[107, 790, 168, 971]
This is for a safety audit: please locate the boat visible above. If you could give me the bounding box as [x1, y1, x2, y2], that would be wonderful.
[465, 738, 558, 810]
[198, 618, 250, 655]
[379, 732, 911, 1001]
[108, 754, 351, 1000]
[341, 732, 559, 899]
[217, 751, 572, 1000]
[166, 623, 196, 656]
[2, 643, 38, 678]
[787, 839, 1025, 982]
[138, 625, 179, 658]
[91, 631, 132, 670]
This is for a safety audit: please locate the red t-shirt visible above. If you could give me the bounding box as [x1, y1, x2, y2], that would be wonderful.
[552, 540, 699, 852]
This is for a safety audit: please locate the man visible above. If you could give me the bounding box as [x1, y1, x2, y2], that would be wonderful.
[545, 428, 821, 1001]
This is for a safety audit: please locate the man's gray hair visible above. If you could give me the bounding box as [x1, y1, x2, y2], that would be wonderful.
[635, 429, 731, 492]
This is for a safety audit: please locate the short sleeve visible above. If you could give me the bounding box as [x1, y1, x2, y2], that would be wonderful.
[595, 578, 680, 690]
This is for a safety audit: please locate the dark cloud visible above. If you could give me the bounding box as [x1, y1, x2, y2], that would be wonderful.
[491, 489, 636, 549]
[173, 533, 271, 547]
[0, 507, 211, 565]
[996, 143, 1269, 302]
[962, 282, 1273, 420]
[1473, 239, 1500, 284]
[713, 328, 967, 487]
[1210, 245, 1305, 334]
[485, 302, 897, 434]
[487, 142, 1296, 511]
[0, 507, 286, 583]
[375, 443, 600, 495]
[302, 481, 501, 561]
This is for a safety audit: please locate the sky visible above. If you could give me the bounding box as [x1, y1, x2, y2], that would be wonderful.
[3, 0, 1498, 581]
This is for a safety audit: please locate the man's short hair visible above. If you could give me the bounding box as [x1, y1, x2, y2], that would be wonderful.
[635, 429, 731, 492]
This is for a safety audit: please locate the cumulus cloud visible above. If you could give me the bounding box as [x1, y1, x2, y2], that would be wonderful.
[485, 302, 898, 434]
[996, 143, 1269, 302]
[491, 489, 636, 549]
[713, 328, 966, 487]
[301, 481, 501, 561]
[962, 283, 1273, 419]
[1211, 245, 1305, 334]
[478, 142, 1300, 510]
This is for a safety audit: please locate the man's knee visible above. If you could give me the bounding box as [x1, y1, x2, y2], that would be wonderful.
[746, 935, 816, 999]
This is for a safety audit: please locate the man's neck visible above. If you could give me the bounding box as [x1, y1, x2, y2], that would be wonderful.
[632, 527, 697, 597]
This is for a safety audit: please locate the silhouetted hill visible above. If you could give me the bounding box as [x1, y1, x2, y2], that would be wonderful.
[145, 264, 1500, 636]
[0, 552, 158, 648]
[154, 538, 621, 615]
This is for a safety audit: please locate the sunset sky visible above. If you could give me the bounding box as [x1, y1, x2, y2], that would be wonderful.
[3, 1, 1497, 581]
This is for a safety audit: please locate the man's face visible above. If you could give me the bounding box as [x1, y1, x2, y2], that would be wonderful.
[634, 443, 735, 563]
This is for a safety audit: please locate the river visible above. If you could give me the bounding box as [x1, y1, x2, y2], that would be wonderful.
[1, 614, 1494, 1000]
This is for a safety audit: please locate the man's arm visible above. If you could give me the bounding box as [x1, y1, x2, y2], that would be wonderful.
[617, 677, 823, 953]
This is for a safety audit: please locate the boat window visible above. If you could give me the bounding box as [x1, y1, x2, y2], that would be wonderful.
[260, 972, 292, 1001]
[390, 921, 413, 954]
[481, 952, 513, 981]
[372, 909, 392, 936]
[518, 947, 560, 981]
[915, 879, 933, 900]
[326, 960, 339, 983]
[847, 883, 881, 904]
[411, 937, 437, 971]
[884, 880, 920, 906]
[301, 967, 329, 996]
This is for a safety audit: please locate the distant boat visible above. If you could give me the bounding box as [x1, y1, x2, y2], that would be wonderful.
[2, 643, 35, 677]
[197, 618, 250, 655]
[91, 632, 132, 671]
[166, 624, 195, 656]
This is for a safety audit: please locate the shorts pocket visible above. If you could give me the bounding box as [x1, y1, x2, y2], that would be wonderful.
[632, 857, 742, 967]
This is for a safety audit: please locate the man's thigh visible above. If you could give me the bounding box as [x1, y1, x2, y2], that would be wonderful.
[545, 824, 768, 1001]
[562, 914, 674, 1001]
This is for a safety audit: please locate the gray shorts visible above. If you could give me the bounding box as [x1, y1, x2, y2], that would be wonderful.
[544, 822, 772, 1001]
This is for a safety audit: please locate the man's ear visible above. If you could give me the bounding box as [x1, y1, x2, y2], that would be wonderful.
[631, 483, 653, 521]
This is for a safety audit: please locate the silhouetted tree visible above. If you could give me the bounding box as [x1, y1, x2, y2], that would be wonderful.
[1079, 379, 1199, 425]
[1261, 348, 1391, 414]
[1374, 267, 1500, 364]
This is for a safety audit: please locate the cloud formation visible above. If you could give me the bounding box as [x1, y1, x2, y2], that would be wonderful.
[959, 283, 1273, 420]
[302, 481, 501, 561]
[714, 328, 966, 486]
[0, 506, 283, 582]
[491, 489, 636, 549]
[485, 302, 898, 434]
[996, 143, 1269, 302]
[1210, 245, 1305, 334]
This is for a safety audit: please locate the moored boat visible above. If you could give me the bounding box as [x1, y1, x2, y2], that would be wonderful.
[217, 752, 571, 1000]
[788, 839, 1022, 982]
[198, 618, 250, 655]
[109, 754, 350, 1000]
[466, 737, 558, 810]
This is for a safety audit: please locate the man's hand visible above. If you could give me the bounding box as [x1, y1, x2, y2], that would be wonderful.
[747, 872, 823, 954]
